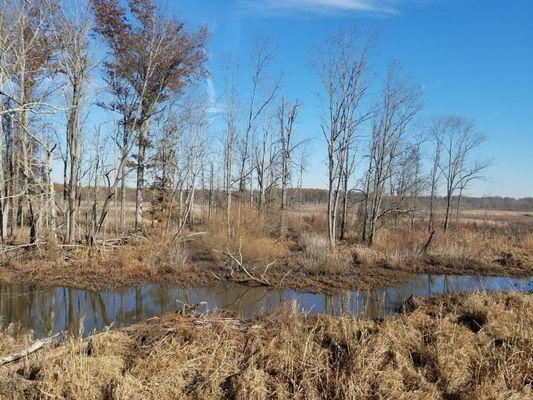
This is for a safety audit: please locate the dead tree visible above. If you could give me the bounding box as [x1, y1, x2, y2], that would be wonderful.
[314, 27, 373, 248]
[438, 116, 488, 231]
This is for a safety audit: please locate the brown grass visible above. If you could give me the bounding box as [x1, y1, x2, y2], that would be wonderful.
[298, 232, 353, 274]
[524, 233, 533, 255]
[1, 207, 532, 294]
[0, 291, 531, 399]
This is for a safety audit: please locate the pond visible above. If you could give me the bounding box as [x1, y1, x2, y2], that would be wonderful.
[0, 274, 531, 338]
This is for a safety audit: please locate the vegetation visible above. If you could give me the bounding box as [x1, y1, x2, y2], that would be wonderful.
[0, 1, 531, 397]
[0, 0, 497, 258]
[0, 205, 531, 293]
[1, 291, 532, 399]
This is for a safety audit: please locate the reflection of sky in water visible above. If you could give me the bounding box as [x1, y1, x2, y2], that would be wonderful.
[0, 275, 531, 338]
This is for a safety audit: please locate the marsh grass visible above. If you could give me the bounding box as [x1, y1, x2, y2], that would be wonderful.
[299, 232, 352, 274]
[0, 291, 531, 399]
[1, 208, 532, 293]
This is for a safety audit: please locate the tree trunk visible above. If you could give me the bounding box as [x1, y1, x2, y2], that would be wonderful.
[208, 162, 214, 221]
[0, 96, 5, 242]
[339, 165, 349, 241]
[66, 78, 82, 244]
[279, 97, 288, 238]
[444, 192, 452, 231]
[8, 112, 17, 238]
[135, 124, 148, 232]
[45, 148, 57, 240]
[327, 150, 336, 249]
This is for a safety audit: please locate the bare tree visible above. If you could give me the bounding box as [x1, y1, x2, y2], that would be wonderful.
[314, 27, 373, 248]
[55, 1, 92, 244]
[278, 95, 300, 238]
[362, 62, 421, 246]
[7, 0, 59, 244]
[237, 34, 281, 198]
[295, 144, 310, 232]
[254, 115, 277, 214]
[439, 116, 488, 230]
[219, 55, 239, 236]
[427, 117, 446, 232]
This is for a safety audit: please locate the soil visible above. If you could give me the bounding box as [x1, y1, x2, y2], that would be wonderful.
[0, 250, 530, 294]
[0, 256, 414, 294]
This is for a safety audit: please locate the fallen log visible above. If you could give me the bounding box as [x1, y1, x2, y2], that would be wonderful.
[0, 332, 61, 366]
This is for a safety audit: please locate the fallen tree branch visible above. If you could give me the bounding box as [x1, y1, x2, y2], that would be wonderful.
[214, 244, 272, 286]
[0, 332, 61, 366]
[420, 230, 436, 256]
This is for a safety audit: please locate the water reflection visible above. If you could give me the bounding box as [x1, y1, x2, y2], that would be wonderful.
[0, 274, 531, 338]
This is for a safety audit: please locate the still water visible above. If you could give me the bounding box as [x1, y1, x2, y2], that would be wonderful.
[1, 274, 531, 338]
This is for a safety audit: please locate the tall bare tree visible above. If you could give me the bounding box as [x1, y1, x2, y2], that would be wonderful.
[362, 62, 421, 246]
[427, 117, 446, 232]
[237, 34, 281, 198]
[314, 27, 373, 248]
[8, 0, 59, 244]
[254, 115, 277, 214]
[220, 55, 239, 236]
[55, 1, 92, 243]
[278, 95, 300, 237]
[438, 116, 488, 231]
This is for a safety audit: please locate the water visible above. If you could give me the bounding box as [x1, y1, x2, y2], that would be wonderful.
[0, 274, 531, 338]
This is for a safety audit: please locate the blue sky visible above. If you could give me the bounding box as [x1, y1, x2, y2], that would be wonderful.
[165, 0, 532, 198]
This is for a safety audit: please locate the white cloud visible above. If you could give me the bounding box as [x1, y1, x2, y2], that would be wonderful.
[239, 0, 400, 15]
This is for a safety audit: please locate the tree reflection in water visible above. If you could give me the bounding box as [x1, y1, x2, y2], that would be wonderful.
[0, 275, 530, 339]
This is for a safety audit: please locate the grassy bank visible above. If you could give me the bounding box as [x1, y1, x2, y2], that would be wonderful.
[1, 208, 532, 293]
[1, 291, 531, 399]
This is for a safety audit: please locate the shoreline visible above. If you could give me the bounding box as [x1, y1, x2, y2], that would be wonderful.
[1, 291, 531, 399]
[1, 255, 531, 294]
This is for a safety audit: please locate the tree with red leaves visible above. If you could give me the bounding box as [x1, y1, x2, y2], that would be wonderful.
[91, 0, 208, 232]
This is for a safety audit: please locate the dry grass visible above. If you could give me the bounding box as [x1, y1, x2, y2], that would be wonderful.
[298, 232, 353, 274]
[524, 233, 533, 255]
[0, 291, 531, 399]
[1, 206, 532, 293]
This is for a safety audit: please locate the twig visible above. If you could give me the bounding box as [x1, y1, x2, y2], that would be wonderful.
[280, 269, 293, 285]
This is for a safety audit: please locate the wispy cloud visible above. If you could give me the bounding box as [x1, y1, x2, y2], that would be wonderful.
[238, 0, 402, 16]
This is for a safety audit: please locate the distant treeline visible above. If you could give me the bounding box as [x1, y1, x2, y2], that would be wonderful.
[288, 190, 533, 212]
[61, 184, 533, 213]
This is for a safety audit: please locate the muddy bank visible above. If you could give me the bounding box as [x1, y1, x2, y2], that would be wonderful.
[1, 291, 531, 399]
[0, 247, 531, 294]
[0, 254, 414, 294]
